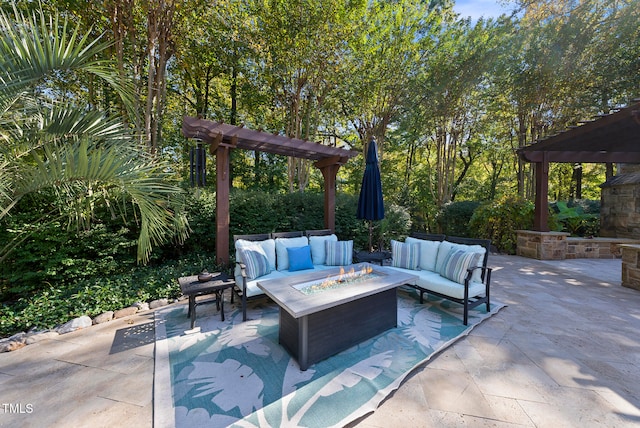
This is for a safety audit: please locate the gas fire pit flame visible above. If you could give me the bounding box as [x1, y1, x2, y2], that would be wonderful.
[296, 264, 378, 295]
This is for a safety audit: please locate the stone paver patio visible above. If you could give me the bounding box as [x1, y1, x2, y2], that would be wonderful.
[1, 254, 639, 427]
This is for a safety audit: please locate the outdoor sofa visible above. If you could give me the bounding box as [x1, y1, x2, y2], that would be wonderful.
[386, 232, 492, 325]
[233, 229, 353, 321]
[234, 230, 492, 325]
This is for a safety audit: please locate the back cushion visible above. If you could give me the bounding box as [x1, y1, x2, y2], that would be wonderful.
[435, 241, 486, 282]
[235, 238, 276, 271]
[275, 236, 309, 270]
[308, 234, 338, 265]
[406, 237, 441, 271]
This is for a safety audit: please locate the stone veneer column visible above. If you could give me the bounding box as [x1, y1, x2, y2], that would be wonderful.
[621, 245, 640, 290]
[516, 230, 569, 260]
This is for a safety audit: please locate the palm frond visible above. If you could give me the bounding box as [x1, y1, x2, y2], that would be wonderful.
[0, 2, 187, 264]
[43, 107, 133, 145]
[9, 139, 186, 263]
[0, 4, 135, 121]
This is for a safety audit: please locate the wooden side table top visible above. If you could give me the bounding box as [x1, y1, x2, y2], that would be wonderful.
[178, 272, 234, 296]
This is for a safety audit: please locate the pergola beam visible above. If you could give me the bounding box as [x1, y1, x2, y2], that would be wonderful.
[520, 151, 640, 164]
[183, 116, 356, 161]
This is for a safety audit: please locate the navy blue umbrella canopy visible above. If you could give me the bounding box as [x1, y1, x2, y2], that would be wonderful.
[357, 139, 384, 251]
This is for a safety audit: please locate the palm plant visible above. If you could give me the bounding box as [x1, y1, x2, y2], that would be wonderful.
[0, 3, 188, 263]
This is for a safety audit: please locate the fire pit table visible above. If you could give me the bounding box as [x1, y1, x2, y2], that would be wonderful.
[257, 263, 418, 370]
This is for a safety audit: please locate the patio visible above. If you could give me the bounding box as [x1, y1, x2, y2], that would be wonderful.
[1, 254, 639, 427]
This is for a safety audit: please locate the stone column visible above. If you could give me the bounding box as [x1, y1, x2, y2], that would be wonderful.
[622, 244, 640, 290]
[516, 230, 569, 260]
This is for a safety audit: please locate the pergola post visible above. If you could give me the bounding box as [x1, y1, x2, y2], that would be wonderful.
[216, 145, 230, 265]
[319, 164, 340, 232]
[534, 154, 550, 232]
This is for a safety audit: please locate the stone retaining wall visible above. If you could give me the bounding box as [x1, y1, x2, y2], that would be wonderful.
[516, 230, 640, 260]
[565, 237, 639, 259]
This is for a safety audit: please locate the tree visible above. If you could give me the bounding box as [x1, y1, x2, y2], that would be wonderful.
[502, 0, 640, 199]
[407, 17, 501, 210]
[0, 2, 187, 263]
[62, 0, 184, 153]
[252, 0, 361, 192]
[340, 0, 436, 159]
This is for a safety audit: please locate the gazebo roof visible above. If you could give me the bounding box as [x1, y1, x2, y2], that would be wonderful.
[182, 116, 358, 163]
[518, 99, 640, 163]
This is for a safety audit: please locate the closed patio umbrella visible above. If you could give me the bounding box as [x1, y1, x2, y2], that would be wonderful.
[356, 138, 384, 252]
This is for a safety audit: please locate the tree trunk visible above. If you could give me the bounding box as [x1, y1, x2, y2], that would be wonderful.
[144, 0, 176, 155]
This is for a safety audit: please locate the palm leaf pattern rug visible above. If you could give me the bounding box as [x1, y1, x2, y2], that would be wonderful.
[154, 288, 504, 428]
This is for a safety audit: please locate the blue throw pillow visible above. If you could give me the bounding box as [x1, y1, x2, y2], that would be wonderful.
[287, 245, 314, 272]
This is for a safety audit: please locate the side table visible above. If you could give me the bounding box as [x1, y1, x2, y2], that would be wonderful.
[178, 272, 235, 329]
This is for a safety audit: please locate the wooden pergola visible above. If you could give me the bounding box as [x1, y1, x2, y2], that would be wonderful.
[182, 116, 359, 265]
[518, 99, 640, 231]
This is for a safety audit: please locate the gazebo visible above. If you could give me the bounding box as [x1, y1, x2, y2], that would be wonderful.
[182, 116, 359, 265]
[517, 99, 640, 259]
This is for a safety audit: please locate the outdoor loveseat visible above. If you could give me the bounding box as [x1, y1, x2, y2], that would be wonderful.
[386, 232, 492, 325]
[233, 230, 353, 321]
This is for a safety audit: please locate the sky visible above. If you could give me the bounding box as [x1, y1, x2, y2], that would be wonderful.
[453, 0, 518, 21]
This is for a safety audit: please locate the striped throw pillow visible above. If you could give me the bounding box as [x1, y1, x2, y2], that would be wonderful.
[438, 249, 481, 284]
[391, 240, 420, 270]
[325, 240, 353, 266]
[239, 246, 271, 280]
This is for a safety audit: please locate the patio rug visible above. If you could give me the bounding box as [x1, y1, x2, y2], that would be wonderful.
[154, 289, 504, 428]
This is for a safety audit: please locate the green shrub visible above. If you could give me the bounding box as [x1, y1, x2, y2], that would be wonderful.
[229, 190, 327, 234]
[469, 196, 534, 254]
[334, 196, 411, 251]
[377, 204, 412, 249]
[550, 200, 600, 236]
[0, 220, 136, 303]
[436, 201, 481, 237]
[566, 199, 600, 214]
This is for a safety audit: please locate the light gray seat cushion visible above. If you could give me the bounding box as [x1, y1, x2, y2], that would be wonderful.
[236, 264, 335, 297]
[385, 266, 485, 300]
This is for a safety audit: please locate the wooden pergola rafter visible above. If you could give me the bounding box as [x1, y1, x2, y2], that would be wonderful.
[182, 116, 359, 265]
[518, 99, 640, 231]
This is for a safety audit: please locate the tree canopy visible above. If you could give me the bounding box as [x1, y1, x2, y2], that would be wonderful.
[3, 0, 640, 238]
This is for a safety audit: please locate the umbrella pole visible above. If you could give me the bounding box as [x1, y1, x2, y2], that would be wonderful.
[368, 220, 373, 253]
